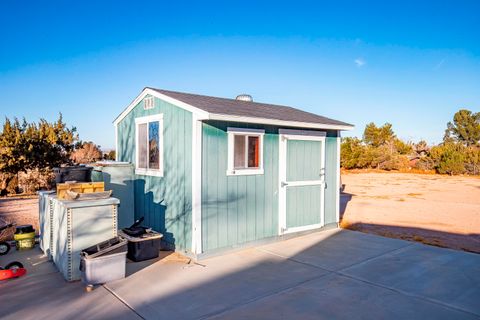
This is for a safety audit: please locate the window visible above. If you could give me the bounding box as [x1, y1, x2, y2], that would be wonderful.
[227, 127, 264, 175]
[135, 114, 163, 176]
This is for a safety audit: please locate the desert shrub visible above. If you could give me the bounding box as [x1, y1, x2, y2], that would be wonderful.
[70, 141, 102, 164]
[465, 147, 480, 175]
[104, 150, 116, 160]
[430, 143, 466, 175]
[341, 124, 411, 171]
[341, 109, 479, 175]
[18, 169, 55, 193]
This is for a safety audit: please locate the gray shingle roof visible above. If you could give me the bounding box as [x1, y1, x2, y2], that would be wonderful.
[149, 88, 353, 129]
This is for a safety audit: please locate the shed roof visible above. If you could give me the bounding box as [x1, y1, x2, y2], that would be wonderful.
[114, 87, 354, 130]
[149, 88, 353, 129]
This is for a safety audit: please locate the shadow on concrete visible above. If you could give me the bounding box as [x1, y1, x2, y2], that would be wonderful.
[2, 227, 480, 319]
[344, 222, 480, 254]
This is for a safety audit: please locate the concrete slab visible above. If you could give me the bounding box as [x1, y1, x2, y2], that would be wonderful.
[0, 246, 57, 277]
[0, 248, 141, 320]
[106, 247, 330, 320]
[259, 228, 412, 271]
[2, 230, 480, 320]
[210, 273, 478, 320]
[342, 243, 480, 316]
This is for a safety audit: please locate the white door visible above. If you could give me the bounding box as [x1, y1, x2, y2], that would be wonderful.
[279, 129, 326, 234]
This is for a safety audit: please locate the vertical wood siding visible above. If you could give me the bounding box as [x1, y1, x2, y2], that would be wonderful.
[201, 121, 339, 252]
[116, 96, 192, 252]
[202, 121, 279, 252]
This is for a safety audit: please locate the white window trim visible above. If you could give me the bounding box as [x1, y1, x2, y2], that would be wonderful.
[135, 114, 164, 177]
[226, 127, 265, 176]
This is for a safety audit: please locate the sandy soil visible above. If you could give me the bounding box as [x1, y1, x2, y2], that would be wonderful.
[341, 172, 480, 253]
[0, 196, 38, 241]
[1, 174, 479, 253]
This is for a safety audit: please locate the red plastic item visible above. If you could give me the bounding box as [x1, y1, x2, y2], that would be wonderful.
[0, 267, 26, 280]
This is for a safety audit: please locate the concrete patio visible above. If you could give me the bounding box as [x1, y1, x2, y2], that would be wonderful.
[1, 229, 479, 319]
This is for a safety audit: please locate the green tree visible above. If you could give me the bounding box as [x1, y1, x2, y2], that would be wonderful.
[363, 122, 395, 147]
[444, 109, 480, 146]
[0, 114, 77, 194]
[341, 137, 365, 169]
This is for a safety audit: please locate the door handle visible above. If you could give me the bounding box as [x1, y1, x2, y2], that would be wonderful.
[281, 181, 289, 187]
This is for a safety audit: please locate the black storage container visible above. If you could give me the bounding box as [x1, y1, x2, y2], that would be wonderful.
[118, 230, 163, 262]
[54, 166, 93, 183]
[15, 225, 35, 234]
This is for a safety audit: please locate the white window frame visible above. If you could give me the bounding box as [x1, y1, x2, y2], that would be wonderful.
[227, 127, 265, 176]
[135, 114, 164, 177]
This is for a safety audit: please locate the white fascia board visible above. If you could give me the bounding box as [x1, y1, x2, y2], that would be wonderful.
[113, 88, 209, 126]
[209, 113, 354, 131]
[191, 114, 203, 254]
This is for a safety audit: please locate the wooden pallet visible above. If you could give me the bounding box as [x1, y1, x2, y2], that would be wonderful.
[57, 182, 105, 199]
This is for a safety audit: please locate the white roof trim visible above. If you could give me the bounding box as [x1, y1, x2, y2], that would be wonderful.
[113, 88, 209, 125]
[209, 113, 354, 131]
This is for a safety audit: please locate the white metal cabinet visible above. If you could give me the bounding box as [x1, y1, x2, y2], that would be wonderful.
[38, 190, 56, 259]
[51, 197, 119, 281]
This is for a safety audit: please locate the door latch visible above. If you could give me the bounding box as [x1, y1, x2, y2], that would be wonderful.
[281, 181, 289, 187]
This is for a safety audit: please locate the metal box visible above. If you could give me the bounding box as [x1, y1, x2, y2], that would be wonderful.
[38, 190, 56, 259]
[51, 197, 119, 281]
[92, 161, 134, 228]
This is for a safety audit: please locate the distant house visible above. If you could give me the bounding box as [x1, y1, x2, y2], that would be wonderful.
[114, 88, 353, 257]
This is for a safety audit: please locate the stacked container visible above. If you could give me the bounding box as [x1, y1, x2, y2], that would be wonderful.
[92, 161, 134, 229]
[80, 237, 128, 285]
[38, 190, 56, 259]
[47, 197, 119, 281]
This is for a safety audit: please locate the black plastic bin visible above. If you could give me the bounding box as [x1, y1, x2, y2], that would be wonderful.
[118, 230, 163, 262]
[54, 166, 93, 183]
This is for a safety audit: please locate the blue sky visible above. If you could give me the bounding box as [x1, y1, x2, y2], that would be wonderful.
[1, 1, 479, 149]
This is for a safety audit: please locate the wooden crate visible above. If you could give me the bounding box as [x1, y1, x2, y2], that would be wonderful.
[57, 182, 105, 199]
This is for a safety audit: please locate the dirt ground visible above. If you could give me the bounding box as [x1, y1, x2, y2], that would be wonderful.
[341, 172, 480, 253]
[0, 196, 38, 241]
[1, 173, 479, 253]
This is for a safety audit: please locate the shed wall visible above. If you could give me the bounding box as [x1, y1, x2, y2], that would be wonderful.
[201, 120, 339, 252]
[117, 95, 193, 252]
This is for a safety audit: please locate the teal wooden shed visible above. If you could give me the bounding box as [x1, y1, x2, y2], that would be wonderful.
[114, 88, 353, 257]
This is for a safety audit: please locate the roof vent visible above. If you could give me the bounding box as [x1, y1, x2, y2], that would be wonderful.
[235, 94, 253, 102]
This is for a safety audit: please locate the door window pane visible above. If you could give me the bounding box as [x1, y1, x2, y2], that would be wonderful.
[138, 123, 148, 169]
[148, 121, 160, 169]
[248, 136, 259, 168]
[234, 135, 246, 168]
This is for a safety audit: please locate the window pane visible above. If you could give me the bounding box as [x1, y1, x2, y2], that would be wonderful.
[138, 123, 148, 169]
[234, 135, 246, 168]
[248, 136, 260, 168]
[149, 121, 160, 169]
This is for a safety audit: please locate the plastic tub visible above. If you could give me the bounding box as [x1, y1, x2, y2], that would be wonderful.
[54, 166, 93, 183]
[80, 237, 127, 285]
[118, 230, 163, 262]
